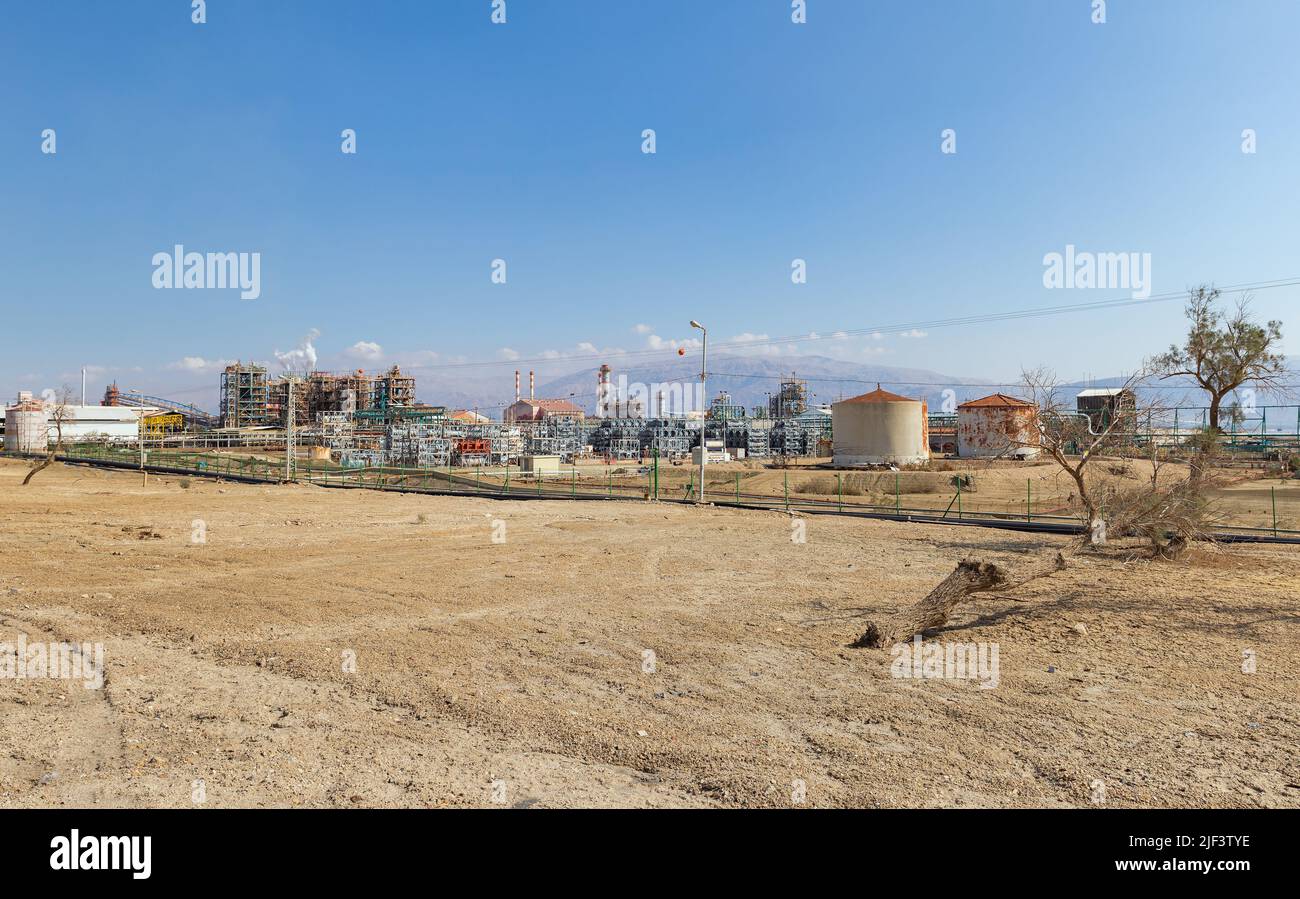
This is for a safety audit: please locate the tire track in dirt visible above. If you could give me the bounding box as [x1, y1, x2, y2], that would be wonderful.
[0, 609, 130, 806]
[3, 602, 716, 808]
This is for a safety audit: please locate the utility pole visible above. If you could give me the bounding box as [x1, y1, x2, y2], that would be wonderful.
[285, 379, 294, 482]
[690, 320, 707, 504]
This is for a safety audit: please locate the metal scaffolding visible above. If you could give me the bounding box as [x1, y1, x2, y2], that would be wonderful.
[220, 363, 272, 428]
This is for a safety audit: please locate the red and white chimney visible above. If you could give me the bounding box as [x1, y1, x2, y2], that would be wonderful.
[529, 370, 535, 400]
[514, 370, 520, 403]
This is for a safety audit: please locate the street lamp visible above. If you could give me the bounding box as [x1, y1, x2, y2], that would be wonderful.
[690, 320, 707, 503]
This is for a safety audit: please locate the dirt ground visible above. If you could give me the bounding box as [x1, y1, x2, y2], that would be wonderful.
[493, 455, 1300, 532]
[1, 457, 1297, 808]
[677, 458, 1299, 530]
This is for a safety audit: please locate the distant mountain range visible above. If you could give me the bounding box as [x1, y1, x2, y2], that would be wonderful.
[136, 352, 1294, 422]
[422, 352, 1297, 419]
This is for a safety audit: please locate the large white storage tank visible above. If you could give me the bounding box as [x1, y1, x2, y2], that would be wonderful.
[832, 386, 929, 466]
[4, 403, 49, 453]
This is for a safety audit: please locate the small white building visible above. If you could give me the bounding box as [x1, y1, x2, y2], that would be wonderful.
[691, 439, 728, 466]
[3, 398, 159, 449]
[61, 405, 160, 441]
[519, 454, 561, 474]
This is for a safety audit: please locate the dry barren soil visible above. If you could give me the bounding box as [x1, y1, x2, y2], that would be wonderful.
[1, 457, 1297, 808]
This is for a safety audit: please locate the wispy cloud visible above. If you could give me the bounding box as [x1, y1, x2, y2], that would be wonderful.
[167, 356, 232, 373]
[344, 340, 384, 363]
[645, 332, 701, 351]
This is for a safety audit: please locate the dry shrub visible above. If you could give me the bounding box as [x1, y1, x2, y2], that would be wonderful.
[803, 471, 954, 496]
[1099, 479, 1220, 560]
[950, 474, 977, 492]
[802, 474, 867, 496]
[800, 476, 835, 495]
[902, 476, 946, 495]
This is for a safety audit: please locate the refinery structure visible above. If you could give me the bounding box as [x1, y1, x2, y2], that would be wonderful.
[4, 360, 1296, 469]
[3, 363, 842, 466]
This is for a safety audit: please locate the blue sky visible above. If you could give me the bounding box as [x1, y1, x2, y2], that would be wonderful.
[2, 0, 1297, 409]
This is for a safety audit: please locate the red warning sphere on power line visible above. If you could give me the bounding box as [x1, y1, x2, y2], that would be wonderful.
[677, 348, 685, 356]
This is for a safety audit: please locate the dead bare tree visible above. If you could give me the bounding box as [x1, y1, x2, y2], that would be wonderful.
[1142, 417, 1173, 491]
[1018, 365, 1224, 558]
[1017, 366, 1148, 542]
[1108, 389, 1184, 491]
[22, 385, 75, 486]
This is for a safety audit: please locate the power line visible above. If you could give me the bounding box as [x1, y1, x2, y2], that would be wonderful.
[702, 371, 1300, 391]
[399, 277, 1300, 372]
[121, 278, 1298, 411]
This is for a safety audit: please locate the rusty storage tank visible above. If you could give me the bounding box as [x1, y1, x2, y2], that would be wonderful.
[832, 385, 929, 466]
[956, 393, 1039, 459]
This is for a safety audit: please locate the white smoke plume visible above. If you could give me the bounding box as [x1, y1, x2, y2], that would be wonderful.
[275, 329, 320, 374]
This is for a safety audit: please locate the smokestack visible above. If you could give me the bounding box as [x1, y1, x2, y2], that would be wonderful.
[515, 370, 520, 403]
[597, 364, 613, 418]
[529, 370, 535, 400]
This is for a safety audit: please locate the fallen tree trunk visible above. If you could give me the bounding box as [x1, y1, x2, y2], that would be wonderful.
[853, 552, 1066, 649]
[21, 453, 55, 486]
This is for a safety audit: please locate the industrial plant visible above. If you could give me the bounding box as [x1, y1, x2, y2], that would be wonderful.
[4, 362, 1296, 475]
[4, 364, 842, 467]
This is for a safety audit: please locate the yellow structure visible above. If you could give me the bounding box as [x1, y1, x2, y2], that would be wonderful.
[143, 413, 183, 438]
